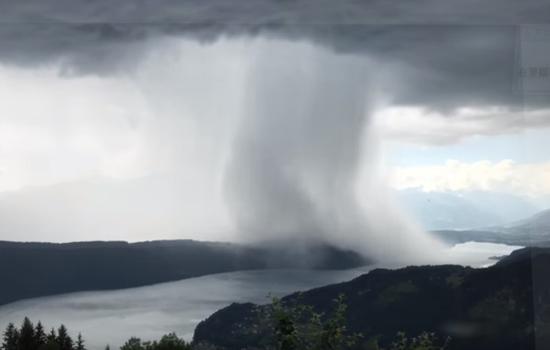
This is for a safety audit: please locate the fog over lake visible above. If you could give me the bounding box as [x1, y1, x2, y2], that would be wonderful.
[0, 242, 521, 350]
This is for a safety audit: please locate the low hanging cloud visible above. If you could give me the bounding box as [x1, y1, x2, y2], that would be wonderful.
[391, 159, 550, 197]
[376, 105, 550, 145]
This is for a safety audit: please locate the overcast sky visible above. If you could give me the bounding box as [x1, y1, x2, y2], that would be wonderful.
[1, 1, 550, 250]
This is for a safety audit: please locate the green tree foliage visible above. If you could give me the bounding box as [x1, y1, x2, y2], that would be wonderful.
[1, 323, 19, 350]
[19, 317, 36, 350]
[383, 332, 450, 350]
[47, 329, 57, 344]
[120, 334, 191, 350]
[1, 319, 78, 350]
[266, 295, 448, 350]
[35, 322, 47, 349]
[76, 334, 85, 350]
[120, 338, 143, 350]
[153, 333, 192, 350]
[56, 325, 73, 350]
[269, 294, 362, 350]
[43, 328, 60, 350]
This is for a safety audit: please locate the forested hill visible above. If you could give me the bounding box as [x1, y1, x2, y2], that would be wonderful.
[194, 247, 550, 350]
[0, 239, 369, 306]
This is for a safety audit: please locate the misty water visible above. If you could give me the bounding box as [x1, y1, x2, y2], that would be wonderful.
[0, 242, 521, 350]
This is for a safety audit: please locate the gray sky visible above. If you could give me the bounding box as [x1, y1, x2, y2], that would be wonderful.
[0, 1, 550, 261]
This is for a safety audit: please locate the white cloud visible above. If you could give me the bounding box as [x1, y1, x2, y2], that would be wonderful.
[0, 37, 252, 241]
[391, 159, 550, 196]
[376, 105, 550, 145]
[0, 37, 251, 193]
[0, 64, 152, 192]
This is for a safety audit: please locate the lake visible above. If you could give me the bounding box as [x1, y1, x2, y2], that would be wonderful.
[0, 242, 521, 350]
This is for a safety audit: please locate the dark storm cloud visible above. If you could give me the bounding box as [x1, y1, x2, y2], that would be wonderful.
[1, 0, 547, 109]
[1, 0, 550, 24]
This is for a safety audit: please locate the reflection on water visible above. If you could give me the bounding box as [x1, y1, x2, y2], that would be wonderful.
[443, 241, 523, 267]
[0, 242, 521, 350]
[0, 269, 370, 349]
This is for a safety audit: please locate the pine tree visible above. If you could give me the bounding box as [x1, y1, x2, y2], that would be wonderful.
[35, 321, 47, 348]
[75, 333, 85, 350]
[56, 325, 73, 350]
[18, 317, 35, 350]
[2, 323, 19, 350]
[43, 329, 60, 350]
[46, 328, 57, 343]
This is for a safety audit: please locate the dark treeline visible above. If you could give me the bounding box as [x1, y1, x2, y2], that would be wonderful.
[2, 304, 445, 350]
[2, 318, 85, 350]
[1, 319, 193, 350]
[119, 334, 192, 350]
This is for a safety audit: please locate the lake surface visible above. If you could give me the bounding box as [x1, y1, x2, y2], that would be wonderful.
[0, 242, 521, 350]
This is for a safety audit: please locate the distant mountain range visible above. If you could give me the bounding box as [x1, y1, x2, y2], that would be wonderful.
[0, 240, 370, 306]
[432, 209, 550, 247]
[194, 247, 550, 350]
[496, 209, 550, 234]
[397, 189, 548, 230]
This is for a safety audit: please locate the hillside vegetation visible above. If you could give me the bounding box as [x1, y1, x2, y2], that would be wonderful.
[194, 247, 550, 350]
